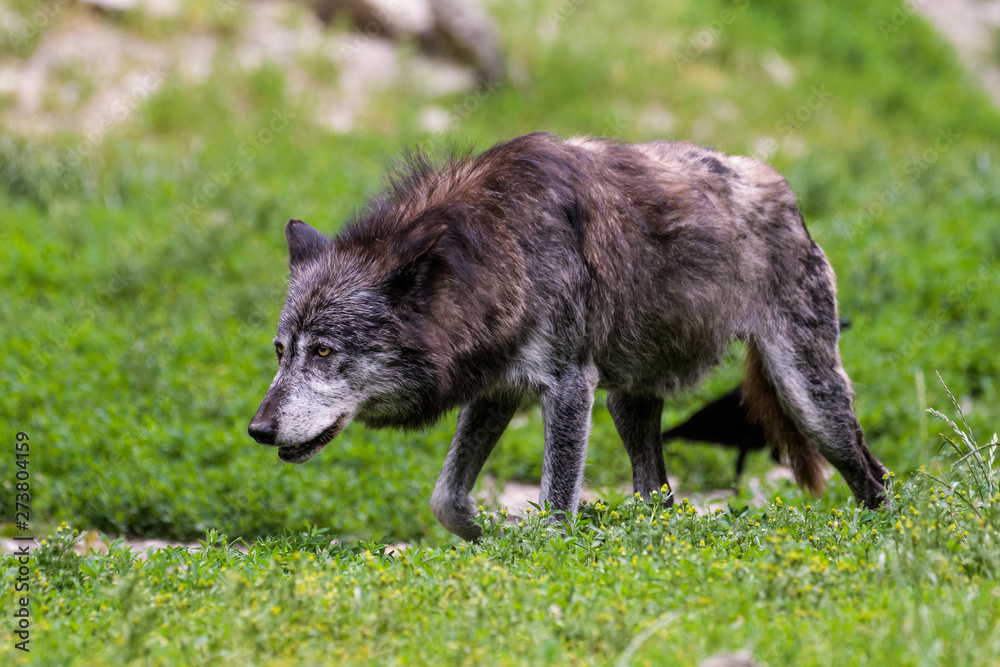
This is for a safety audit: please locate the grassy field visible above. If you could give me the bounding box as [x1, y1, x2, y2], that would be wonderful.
[2, 0, 1000, 663]
[10, 423, 1000, 664]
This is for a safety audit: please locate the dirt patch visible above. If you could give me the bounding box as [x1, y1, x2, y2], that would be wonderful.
[474, 466, 830, 519]
[0, 0, 483, 136]
[1, 463, 833, 557]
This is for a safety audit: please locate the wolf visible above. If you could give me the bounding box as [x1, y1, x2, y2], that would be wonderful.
[248, 132, 889, 541]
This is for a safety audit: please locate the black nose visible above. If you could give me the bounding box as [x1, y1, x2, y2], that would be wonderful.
[248, 418, 277, 445]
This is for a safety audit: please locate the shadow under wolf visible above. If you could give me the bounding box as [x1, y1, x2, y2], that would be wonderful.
[248, 132, 888, 541]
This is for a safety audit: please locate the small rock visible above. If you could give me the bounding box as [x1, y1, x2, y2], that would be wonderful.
[639, 102, 676, 135]
[423, 0, 504, 83]
[310, 0, 434, 37]
[411, 56, 478, 96]
[418, 105, 453, 133]
[700, 650, 763, 667]
[309, 0, 505, 83]
[761, 50, 795, 88]
[79, 0, 140, 11]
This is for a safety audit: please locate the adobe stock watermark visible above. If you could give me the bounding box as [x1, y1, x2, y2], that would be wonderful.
[178, 106, 296, 223]
[597, 111, 630, 139]
[875, 0, 928, 38]
[6, 0, 72, 50]
[213, 0, 244, 18]
[886, 254, 999, 369]
[53, 66, 164, 175]
[674, 0, 750, 70]
[442, 75, 503, 128]
[11, 431, 33, 653]
[230, 289, 287, 354]
[27, 265, 140, 373]
[543, 0, 588, 30]
[836, 127, 958, 241]
[337, 1, 407, 61]
[753, 85, 834, 159]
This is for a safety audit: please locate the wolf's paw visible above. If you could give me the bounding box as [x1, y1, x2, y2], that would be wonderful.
[429, 491, 482, 542]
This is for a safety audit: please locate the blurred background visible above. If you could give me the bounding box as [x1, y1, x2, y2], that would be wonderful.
[1, 0, 999, 545]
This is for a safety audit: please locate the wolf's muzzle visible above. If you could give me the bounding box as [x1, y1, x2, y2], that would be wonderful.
[276, 415, 348, 464]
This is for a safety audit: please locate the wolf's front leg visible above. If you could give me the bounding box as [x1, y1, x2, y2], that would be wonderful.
[430, 395, 519, 541]
[540, 365, 598, 519]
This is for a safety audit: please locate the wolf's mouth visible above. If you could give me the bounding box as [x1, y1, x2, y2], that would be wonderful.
[277, 415, 348, 464]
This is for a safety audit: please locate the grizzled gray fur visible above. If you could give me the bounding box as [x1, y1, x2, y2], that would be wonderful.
[249, 132, 889, 541]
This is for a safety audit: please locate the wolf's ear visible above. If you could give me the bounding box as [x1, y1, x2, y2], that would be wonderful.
[285, 219, 331, 271]
[385, 223, 448, 311]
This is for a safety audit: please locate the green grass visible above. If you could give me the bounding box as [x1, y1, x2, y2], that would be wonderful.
[5, 401, 999, 664]
[1, 0, 1000, 661]
[1, 0, 998, 544]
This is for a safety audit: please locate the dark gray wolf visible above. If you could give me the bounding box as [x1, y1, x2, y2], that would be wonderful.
[248, 132, 888, 541]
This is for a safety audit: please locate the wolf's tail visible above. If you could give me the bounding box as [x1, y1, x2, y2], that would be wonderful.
[740, 342, 826, 494]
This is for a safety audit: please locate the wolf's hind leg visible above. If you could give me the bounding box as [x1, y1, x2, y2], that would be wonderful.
[540, 365, 598, 519]
[745, 245, 889, 508]
[430, 395, 519, 541]
[607, 391, 672, 502]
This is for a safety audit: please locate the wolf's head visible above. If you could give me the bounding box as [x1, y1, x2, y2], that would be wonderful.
[248, 218, 445, 463]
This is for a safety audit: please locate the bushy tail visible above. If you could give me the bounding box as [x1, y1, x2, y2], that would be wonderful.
[741, 342, 826, 494]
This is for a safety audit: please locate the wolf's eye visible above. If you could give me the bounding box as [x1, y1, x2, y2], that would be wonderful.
[275, 342, 284, 358]
[316, 346, 332, 357]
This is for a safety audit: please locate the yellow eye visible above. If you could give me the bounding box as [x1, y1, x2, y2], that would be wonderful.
[317, 346, 332, 357]
[275, 342, 284, 357]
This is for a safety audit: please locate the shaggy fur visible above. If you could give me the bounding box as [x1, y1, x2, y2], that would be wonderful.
[248, 132, 889, 541]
